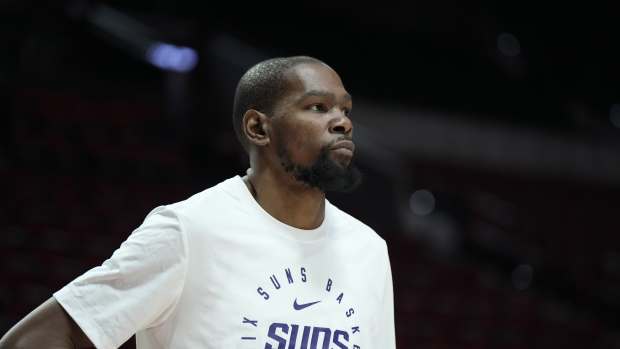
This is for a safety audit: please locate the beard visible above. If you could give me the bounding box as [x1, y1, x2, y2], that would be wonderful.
[277, 140, 363, 193]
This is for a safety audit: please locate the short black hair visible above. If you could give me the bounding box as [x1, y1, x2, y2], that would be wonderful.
[232, 55, 325, 151]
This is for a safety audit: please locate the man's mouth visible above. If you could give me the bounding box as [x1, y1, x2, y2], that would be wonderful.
[330, 140, 355, 155]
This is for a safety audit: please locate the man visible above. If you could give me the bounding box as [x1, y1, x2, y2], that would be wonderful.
[0, 56, 396, 348]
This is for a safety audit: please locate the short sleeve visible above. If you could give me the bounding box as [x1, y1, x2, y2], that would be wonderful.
[53, 206, 188, 349]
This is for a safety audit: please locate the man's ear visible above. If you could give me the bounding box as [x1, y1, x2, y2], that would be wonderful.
[242, 109, 270, 147]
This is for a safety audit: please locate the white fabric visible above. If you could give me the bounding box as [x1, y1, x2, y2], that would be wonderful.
[54, 175, 395, 349]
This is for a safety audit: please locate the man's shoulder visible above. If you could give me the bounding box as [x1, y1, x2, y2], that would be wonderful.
[144, 176, 243, 232]
[166, 176, 239, 212]
[327, 201, 387, 247]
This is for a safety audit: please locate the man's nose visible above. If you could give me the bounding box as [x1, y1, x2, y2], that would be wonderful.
[329, 112, 353, 135]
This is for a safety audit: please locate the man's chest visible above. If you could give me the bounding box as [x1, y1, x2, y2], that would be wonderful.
[179, 234, 379, 348]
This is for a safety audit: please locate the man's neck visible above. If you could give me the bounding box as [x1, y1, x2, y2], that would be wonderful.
[243, 168, 325, 230]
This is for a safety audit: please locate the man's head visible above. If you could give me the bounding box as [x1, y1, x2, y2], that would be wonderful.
[232, 56, 361, 192]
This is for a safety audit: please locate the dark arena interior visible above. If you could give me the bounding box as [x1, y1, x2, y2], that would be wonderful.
[1, 1, 620, 348]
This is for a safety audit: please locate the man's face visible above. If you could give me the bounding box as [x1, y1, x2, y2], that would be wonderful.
[270, 63, 362, 192]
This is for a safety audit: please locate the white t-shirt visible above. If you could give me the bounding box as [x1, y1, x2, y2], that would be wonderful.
[54, 175, 395, 349]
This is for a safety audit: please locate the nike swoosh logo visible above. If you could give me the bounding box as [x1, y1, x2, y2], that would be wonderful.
[293, 298, 321, 311]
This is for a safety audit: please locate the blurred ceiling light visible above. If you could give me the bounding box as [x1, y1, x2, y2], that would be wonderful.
[497, 32, 521, 57]
[86, 4, 153, 52]
[146, 42, 198, 73]
[82, 4, 198, 73]
[409, 189, 435, 216]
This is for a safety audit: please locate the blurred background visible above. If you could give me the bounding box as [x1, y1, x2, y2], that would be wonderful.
[1, 1, 619, 348]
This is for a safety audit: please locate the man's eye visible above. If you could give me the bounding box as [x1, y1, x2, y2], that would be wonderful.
[310, 104, 326, 112]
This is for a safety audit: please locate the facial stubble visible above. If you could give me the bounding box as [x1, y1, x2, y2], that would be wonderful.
[277, 140, 362, 193]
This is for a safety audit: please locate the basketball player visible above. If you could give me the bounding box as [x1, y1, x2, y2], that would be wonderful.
[0, 56, 396, 348]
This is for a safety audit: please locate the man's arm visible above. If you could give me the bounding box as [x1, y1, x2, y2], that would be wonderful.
[0, 297, 93, 349]
[2, 207, 187, 349]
